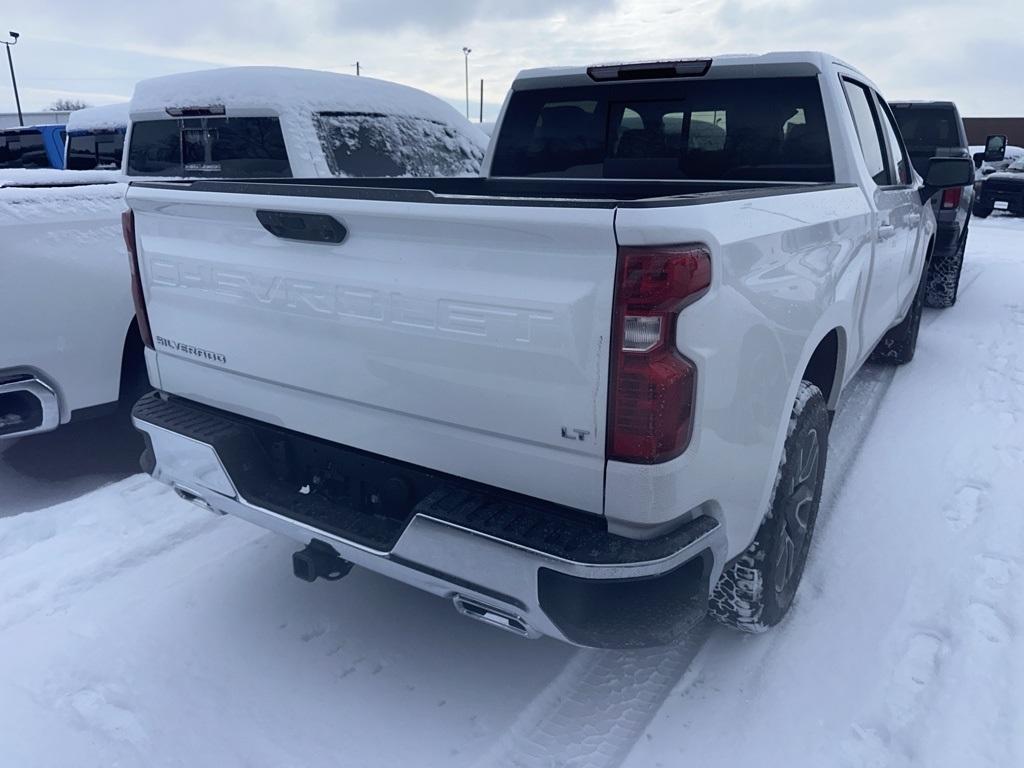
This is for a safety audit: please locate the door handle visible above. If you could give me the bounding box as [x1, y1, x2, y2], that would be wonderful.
[907, 214, 922, 226]
[877, 224, 896, 240]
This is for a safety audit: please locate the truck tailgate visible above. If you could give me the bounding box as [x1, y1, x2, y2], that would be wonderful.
[128, 187, 618, 513]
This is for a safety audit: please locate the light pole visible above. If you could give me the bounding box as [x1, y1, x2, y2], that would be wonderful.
[2, 31, 22, 127]
[462, 47, 472, 120]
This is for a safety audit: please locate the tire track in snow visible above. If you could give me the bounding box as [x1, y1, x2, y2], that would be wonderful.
[476, 364, 898, 768]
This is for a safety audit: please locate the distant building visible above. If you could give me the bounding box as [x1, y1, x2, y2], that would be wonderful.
[964, 117, 1024, 147]
[0, 111, 71, 130]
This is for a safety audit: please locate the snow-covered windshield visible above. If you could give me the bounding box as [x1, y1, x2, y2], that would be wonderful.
[314, 112, 484, 177]
[126, 116, 291, 178]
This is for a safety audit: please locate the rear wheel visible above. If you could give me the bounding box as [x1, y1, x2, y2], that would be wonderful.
[709, 382, 829, 633]
[870, 259, 928, 365]
[924, 230, 966, 309]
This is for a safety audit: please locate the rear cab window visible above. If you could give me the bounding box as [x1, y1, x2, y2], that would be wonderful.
[314, 112, 484, 177]
[889, 104, 963, 176]
[66, 131, 126, 170]
[490, 77, 834, 182]
[127, 115, 291, 178]
[0, 130, 50, 169]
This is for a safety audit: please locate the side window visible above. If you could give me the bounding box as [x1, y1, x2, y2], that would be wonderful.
[842, 79, 888, 186]
[876, 98, 911, 185]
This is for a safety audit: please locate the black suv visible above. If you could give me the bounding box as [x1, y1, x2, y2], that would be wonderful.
[890, 101, 974, 308]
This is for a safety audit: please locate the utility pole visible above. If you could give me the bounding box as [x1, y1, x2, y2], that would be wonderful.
[2, 31, 22, 127]
[479, 79, 484, 123]
[462, 47, 472, 120]
[353, 61, 361, 76]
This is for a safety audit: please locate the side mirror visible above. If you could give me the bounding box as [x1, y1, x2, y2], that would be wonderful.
[984, 134, 1007, 163]
[973, 152, 985, 170]
[919, 157, 974, 204]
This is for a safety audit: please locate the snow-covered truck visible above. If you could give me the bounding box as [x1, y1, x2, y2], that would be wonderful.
[64, 102, 130, 171]
[0, 67, 487, 441]
[126, 52, 974, 648]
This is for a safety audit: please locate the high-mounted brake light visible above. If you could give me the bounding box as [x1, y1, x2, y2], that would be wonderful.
[165, 105, 226, 118]
[587, 58, 712, 82]
[941, 186, 963, 210]
[608, 244, 711, 464]
[122, 209, 154, 350]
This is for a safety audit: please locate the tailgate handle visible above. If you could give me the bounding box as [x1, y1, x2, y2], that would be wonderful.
[256, 210, 348, 244]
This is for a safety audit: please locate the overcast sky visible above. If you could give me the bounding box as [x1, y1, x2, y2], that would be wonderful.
[2, 0, 1021, 120]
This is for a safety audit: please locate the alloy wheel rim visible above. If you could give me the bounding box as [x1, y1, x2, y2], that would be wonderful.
[774, 427, 820, 595]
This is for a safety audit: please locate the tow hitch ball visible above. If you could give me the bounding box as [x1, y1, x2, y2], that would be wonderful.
[292, 541, 353, 583]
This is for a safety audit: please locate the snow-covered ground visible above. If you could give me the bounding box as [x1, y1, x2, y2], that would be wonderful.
[1, 216, 1021, 767]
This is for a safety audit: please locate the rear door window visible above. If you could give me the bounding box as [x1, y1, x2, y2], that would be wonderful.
[842, 80, 888, 186]
[0, 131, 50, 169]
[491, 77, 834, 182]
[876, 99, 911, 185]
[314, 113, 484, 177]
[66, 131, 125, 170]
[127, 116, 291, 178]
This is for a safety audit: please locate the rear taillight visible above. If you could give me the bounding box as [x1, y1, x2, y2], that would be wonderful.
[608, 244, 711, 464]
[122, 209, 154, 350]
[941, 186, 963, 209]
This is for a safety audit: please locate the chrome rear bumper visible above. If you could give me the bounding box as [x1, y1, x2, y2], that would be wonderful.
[133, 393, 725, 647]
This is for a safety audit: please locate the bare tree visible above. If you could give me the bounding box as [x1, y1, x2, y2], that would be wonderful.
[48, 98, 89, 112]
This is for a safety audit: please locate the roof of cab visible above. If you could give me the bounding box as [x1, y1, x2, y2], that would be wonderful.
[129, 66, 471, 129]
[513, 51, 873, 90]
[67, 102, 129, 134]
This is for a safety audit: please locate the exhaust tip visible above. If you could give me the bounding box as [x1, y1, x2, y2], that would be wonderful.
[453, 595, 536, 638]
[0, 376, 59, 439]
[172, 484, 219, 513]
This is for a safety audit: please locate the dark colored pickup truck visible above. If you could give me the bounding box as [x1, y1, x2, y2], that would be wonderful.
[891, 101, 973, 308]
[975, 155, 1024, 218]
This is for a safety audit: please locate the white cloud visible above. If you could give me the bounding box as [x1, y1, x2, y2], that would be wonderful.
[1, 0, 1019, 118]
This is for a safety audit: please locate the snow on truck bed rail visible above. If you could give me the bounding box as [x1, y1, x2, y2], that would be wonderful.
[0, 168, 122, 188]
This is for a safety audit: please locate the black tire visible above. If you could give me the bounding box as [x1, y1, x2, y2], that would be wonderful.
[869, 260, 927, 365]
[924, 230, 966, 309]
[973, 205, 992, 219]
[709, 381, 829, 633]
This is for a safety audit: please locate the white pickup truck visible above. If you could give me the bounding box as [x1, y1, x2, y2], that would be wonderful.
[126, 52, 973, 648]
[0, 67, 486, 441]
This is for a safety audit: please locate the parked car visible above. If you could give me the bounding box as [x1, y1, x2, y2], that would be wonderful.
[974, 154, 1024, 217]
[890, 101, 974, 307]
[0, 67, 488, 441]
[972, 144, 1024, 178]
[125, 52, 972, 648]
[64, 103, 129, 171]
[0, 124, 67, 171]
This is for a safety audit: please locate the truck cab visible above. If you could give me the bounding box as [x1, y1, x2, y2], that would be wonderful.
[64, 103, 129, 171]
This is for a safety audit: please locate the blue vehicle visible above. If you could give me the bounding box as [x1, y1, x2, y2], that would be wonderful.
[0, 124, 67, 170]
